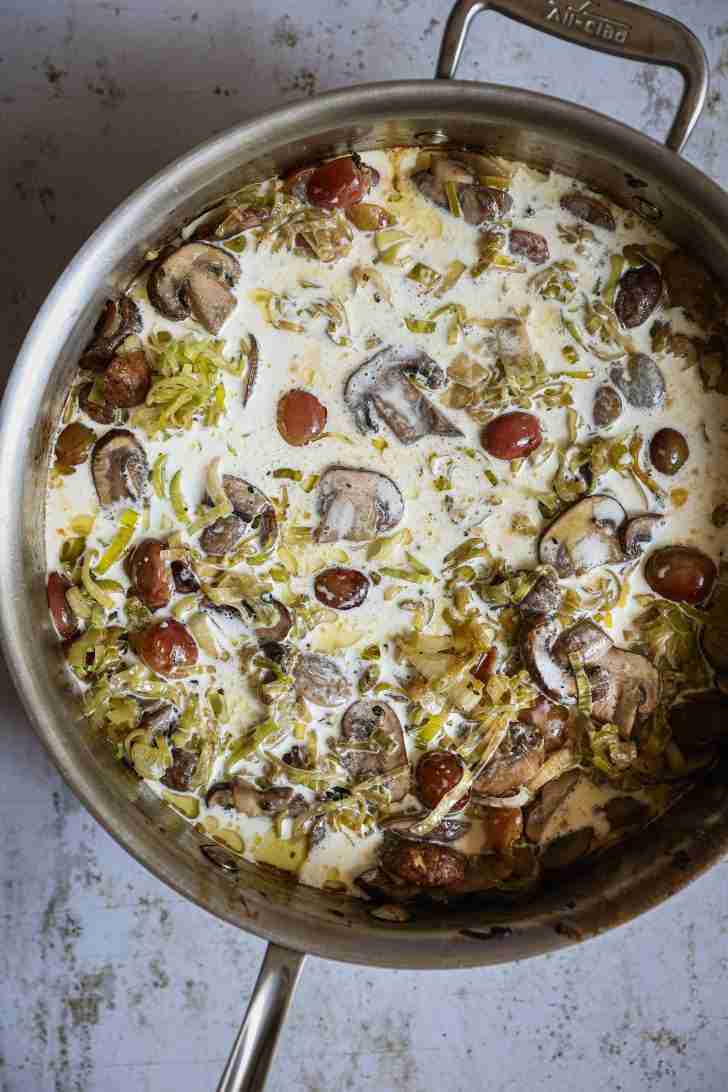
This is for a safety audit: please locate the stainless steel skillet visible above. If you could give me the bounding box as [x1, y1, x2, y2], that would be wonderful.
[1, 2, 726, 1090]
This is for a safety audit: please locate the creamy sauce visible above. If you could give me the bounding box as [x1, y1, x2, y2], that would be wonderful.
[45, 148, 728, 894]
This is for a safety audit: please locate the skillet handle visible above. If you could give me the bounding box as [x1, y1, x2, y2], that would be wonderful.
[216, 942, 305, 1092]
[435, 0, 708, 154]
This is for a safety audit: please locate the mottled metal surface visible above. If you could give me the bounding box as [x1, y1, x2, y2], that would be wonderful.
[2, 1, 728, 1089]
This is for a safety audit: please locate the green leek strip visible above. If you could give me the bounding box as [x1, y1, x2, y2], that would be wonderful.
[302, 473, 319, 494]
[65, 586, 92, 620]
[483, 468, 498, 486]
[81, 549, 115, 609]
[405, 551, 432, 577]
[404, 316, 436, 335]
[272, 468, 303, 481]
[151, 454, 168, 500]
[444, 179, 462, 218]
[170, 470, 191, 525]
[94, 509, 138, 576]
[568, 651, 592, 715]
[378, 566, 430, 584]
[433, 259, 466, 298]
[603, 254, 625, 308]
[527, 746, 575, 794]
[415, 710, 448, 748]
[407, 262, 441, 289]
[226, 718, 280, 767]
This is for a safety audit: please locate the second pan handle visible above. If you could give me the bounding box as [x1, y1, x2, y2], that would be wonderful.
[435, 0, 709, 154]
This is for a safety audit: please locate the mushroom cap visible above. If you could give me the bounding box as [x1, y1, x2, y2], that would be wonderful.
[519, 569, 561, 615]
[200, 475, 277, 556]
[91, 428, 149, 507]
[316, 466, 404, 543]
[590, 648, 660, 735]
[539, 494, 626, 577]
[620, 513, 664, 559]
[340, 699, 409, 802]
[610, 353, 666, 411]
[520, 615, 614, 706]
[473, 723, 544, 797]
[294, 652, 351, 707]
[147, 242, 241, 334]
[80, 296, 142, 372]
[551, 620, 614, 668]
[344, 346, 462, 445]
[380, 812, 470, 844]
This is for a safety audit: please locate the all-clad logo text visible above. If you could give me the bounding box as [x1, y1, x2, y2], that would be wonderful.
[545, 0, 630, 45]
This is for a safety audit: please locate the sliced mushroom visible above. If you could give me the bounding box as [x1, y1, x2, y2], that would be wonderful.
[147, 243, 241, 334]
[206, 779, 294, 816]
[519, 569, 561, 615]
[518, 697, 570, 753]
[604, 796, 650, 830]
[559, 192, 615, 231]
[139, 702, 178, 735]
[355, 867, 422, 901]
[473, 723, 544, 797]
[254, 598, 293, 643]
[551, 620, 614, 668]
[379, 812, 470, 844]
[200, 475, 276, 556]
[344, 347, 461, 445]
[445, 853, 514, 895]
[521, 615, 613, 706]
[160, 747, 197, 791]
[380, 838, 467, 889]
[590, 648, 659, 735]
[91, 428, 149, 507]
[340, 699, 409, 802]
[620, 513, 663, 559]
[242, 333, 258, 407]
[521, 614, 578, 704]
[80, 297, 142, 372]
[294, 652, 351, 707]
[662, 250, 716, 323]
[316, 466, 404, 543]
[479, 317, 532, 365]
[413, 160, 513, 226]
[192, 203, 271, 242]
[539, 494, 626, 577]
[610, 353, 666, 411]
[525, 769, 580, 842]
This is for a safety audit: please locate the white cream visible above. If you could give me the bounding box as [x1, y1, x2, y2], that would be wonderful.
[45, 148, 728, 892]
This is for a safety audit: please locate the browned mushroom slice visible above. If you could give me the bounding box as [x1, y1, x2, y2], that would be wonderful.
[518, 697, 570, 753]
[340, 699, 409, 802]
[200, 475, 276, 556]
[551, 620, 614, 668]
[620, 513, 663, 559]
[147, 243, 241, 334]
[139, 702, 178, 735]
[541, 827, 593, 870]
[521, 614, 577, 704]
[590, 648, 659, 735]
[192, 203, 271, 242]
[355, 867, 422, 901]
[254, 598, 293, 643]
[344, 347, 461, 445]
[479, 317, 532, 364]
[294, 652, 351, 707]
[522, 616, 615, 707]
[519, 569, 561, 615]
[380, 839, 467, 889]
[559, 192, 615, 231]
[160, 747, 197, 791]
[610, 354, 665, 411]
[380, 812, 470, 844]
[91, 428, 149, 507]
[316, 466, 404, 543]
[80, 296, 142, 372]
[662, 250, 716, 323]
[473, 723, 544, 797]
[241, 333, 258, 407]
[413, 159, 513, 226]
[205, 779, 294, 815]
[445, 853, 514, 895]
[539, 494, 626, 577]
[525, 769, 580, 842]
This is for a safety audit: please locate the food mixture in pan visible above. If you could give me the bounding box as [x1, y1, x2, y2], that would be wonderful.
[46, 147, 728, 904]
